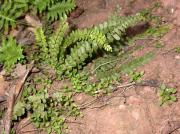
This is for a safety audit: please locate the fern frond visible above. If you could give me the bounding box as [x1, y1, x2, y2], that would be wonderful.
[48, 19, 69, 66]
[58, 41, 100, 75]
[63, 28, 112, 52]
[0, 0, 28, 32]
[47, 0, 76, 21]
[96, 13, 145, 42]
[34, 27, 49, 61]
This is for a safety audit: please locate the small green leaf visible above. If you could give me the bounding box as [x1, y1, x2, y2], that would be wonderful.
[160, 84, 166, 90]
[13, 102, 25, 120]
[170, 96, 177, 102]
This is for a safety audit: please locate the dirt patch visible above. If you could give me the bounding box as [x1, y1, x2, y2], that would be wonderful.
[75, 0, 158, 28]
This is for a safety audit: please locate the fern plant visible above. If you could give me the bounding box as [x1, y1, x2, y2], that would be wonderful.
[34, 13, 146, 77]
[0, 35, 24, 73]
[35, 20, 111, 76]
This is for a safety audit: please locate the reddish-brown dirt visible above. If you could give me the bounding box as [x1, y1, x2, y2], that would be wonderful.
[1, 0, 180, 134]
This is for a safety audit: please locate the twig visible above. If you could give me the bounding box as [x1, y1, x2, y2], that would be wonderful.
[79, 82, 136, 109]
[89, 103, 108, 109]
[79, 80, 158, 110]
[65, 120, 83, 125]
[116, 82, 136, 88]
[4, 89, 15, 134]
[91, 59, 119, 74]
[20, 129, 40, 134]
[15, 61, 34, 101]
[161, 121, 180, 134]
[16, 117, 31, 134]
[79, 98, 100, 109]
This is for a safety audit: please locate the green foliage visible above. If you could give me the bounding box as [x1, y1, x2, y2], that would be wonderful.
[96, 13, 145, 43]
[47, 0, 76, 21]
[31, 0, 76, 21]
[35, 21, 68, 68]
[0, 35, 24, 72]
[0, 0, 76, 32]
[71, 72, 119, 96]
[13, 84, 80, 134]
[91, 43, 147, 80]
[155, 42, 164, 48]
[120, 52, 155, 74]
[159, 84, 177, 106]
[129, 71, 144, 82]
[128, 24, 171, 45]
[34, 13, 145, 77]
[92, 55, 119, 79]
[48, 20, 69, 66]
[35, 19, 69, 67]
[13, 102, 26, 120]
[31, 0, 52, 13]
[34, 20, 112, 76]
[143, 24, 171, 38]
[0, 107, 5, 120]
[175, 47, 180, 53]
[0, 0, 28, 32]
[63, 28, 111, 51]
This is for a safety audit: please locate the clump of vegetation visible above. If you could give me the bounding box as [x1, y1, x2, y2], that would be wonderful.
[0, 0, 76, 32]
[120, 52, 155, 74]
[159, 84, 177, 106]
[0, 35, 24, 73]
[0, 0, 28, 32]
[92, 55, 120, 79]
[175, 47, 180, 53]
[128, 24, 171, 45]
[13, 82, 80, 134]
[142, 24, 171, 38]
[130, 71, 144, 82]
[71, 72, 118, 96]
[34, 13, 146, 77]
[155, 42, 164, 48]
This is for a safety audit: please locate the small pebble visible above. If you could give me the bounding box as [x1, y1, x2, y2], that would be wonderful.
[175, 55, 180, 59]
